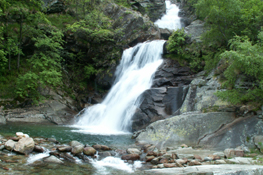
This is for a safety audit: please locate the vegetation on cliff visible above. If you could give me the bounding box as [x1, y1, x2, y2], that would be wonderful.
[167, 0, 263, 106]
[0, 0, 137, 107]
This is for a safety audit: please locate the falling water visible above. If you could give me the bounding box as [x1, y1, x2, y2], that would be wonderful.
[154, 0, 181, 30]
[74, 40, 165, 135]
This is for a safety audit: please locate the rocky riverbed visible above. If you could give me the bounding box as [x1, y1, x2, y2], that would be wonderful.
[1, 132, 263, 175]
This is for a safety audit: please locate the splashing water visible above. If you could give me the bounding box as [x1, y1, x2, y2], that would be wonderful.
[154, 0, 181, 30]
[73, 40, 165, 135]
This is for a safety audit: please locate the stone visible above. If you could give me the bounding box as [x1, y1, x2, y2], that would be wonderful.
[213, 152, 225, 158]
[224, 148, 244, 158]
[203, 157, 213, 161]
[121, 154, 140, 161]
[83, 147, 96, 156]
[57, 146, 72, 152]
[215, 160, 226, 164]
[163, 163, 176, 168]
[71, 144, 84, 154]
[194, 155, 202, 160]
[69, 141, 83, 147]
[44, 155, 63, 164]
[101, 145, 111, 151]
[151, 158, 160, 165]
[16, 132, 29, 139]
[159, 158, 169, 164]
[176, 159, 188, 165]
[188, 160, 202, 166]
[98, 152, 111, 158]
[147, 151, 158, 157]
[146, 156, 155, 162]
[14, 137, 35, 155]
[177, 154, 194, 160]
[136, 112, 235, 149]
[127, 148, 141, 155]
[0, 145, 5, 150]
[34, 146, 45, 153]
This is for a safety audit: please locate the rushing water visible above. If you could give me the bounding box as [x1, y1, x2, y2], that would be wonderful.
[74, 40, 165, 135]
[154, 0, 181, 30]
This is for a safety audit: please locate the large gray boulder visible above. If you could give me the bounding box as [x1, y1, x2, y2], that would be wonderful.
[180, 71, 230, 114]
[136, 112, 235, 149]
[14, 137, 35, 155]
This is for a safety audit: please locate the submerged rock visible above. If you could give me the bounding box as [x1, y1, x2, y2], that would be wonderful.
[44, 155, 63, 164]
[121, 154, 140, 161]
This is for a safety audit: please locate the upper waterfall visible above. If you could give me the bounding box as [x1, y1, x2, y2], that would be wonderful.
[154, 0, 181, 30]
[73, 40, 165, 135]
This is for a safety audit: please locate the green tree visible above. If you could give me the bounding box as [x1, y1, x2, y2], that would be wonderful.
[16, 29, 64, 103]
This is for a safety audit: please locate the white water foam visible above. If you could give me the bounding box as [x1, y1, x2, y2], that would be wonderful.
[73, 40, 165, 135]
[90, 157, 142, 174]
[154, 0, 181, 30]
[27, 150, 50, 164]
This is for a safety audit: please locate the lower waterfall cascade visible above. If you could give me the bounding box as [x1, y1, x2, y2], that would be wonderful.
[74, 40, 166, 135]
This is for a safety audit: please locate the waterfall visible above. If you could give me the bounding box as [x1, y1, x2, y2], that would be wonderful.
[74, 40, 165, 135]
[154, 0, 181, 30]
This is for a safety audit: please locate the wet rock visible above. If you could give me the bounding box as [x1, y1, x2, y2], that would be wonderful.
[71, 144, 84, 155]
[5, 139, 17, 151]
[14, 137, 35, 155]
[60, 153, 76, 163]
[163, 163, 176, 168]
[159, 158, 169, 164]
[57, 146, 72, 152]
[203, 157, 213, 162]
[98, 152, 111, 158]
[34, 146, 45, 153]
[146, 156, 155, 162]
[188, 160, 202, 166]
[151, 157, 160, 165]
[44, 155, 63, 164]
[101, 145, 111, 151]
[83, 147, 96, 156]
[127, 148, 141, 155]
[147, 151, 158, 157]
[121, 154, 140, 161]
[69, 141, 83, 147]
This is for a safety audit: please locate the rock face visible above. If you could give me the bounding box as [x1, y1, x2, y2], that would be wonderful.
[136, 112, 236, 149]
[184, 20, 206, 43]
[3, 91, 77, 125]
[180, 71, 230, 114]
[14, 137, 35, 155]
[103, 3, 161, 47]
[131, 59, 195, 131]
[131, 0, 166, 22]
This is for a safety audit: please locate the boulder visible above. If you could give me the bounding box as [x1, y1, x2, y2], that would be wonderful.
[127, 148, 141, 155]
[4, 139, 17, 151]
[136, 112, 235, 149]
[163, 163, 176, 168]
[188, 160, 202, 166]
[44, 155, 63, 164]
[71, 144, 84, 154]
[14, 137, 34, 155]
[34, 146, 45, 153]
[57, 146, 72, 152]
[254, 135, 263, 151]
[83, 147, 96, 156]
[98, 152, 111, 158]
[121, 154, 140, 161]
[70, 141, 83, 147]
